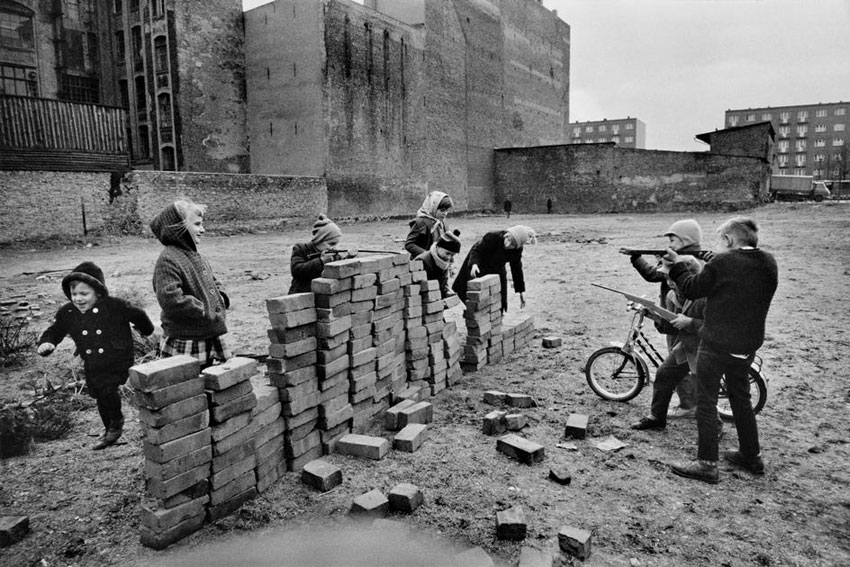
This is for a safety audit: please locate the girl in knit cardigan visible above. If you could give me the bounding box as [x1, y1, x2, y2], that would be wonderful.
[150, 198, 230, 368]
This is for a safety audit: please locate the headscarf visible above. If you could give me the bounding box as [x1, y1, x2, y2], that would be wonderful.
[311, 214, 343, 247]
[416, 191, 452, 242]
[506, 225, 537, 248]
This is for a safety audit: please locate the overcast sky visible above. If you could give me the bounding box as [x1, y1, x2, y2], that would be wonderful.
[242, 0, 850, 152]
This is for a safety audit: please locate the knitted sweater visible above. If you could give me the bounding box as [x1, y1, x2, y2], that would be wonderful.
[669, 248, 778, 354]
[150, 205, 229, 340]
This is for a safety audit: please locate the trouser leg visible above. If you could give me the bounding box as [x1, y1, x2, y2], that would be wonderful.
[650, 358, 690, 422]
[695, 347, 723, 462]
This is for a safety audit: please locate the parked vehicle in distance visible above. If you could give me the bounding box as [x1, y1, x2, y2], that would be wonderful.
[769, 175, 831, 202]
[825, 180, 850, 200]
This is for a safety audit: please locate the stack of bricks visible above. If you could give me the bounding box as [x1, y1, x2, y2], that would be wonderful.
[403, 259, 430, 393]
[202, 357, 260, 522]
[265, 292, 323, 471]
[420, 280, 448, 395]
[460, 274, 501, 371]
[130, 355, 210, 550]
[443, 319, 463, 386]
[251, 378, 286, 493]
[502, 314, 535, 356]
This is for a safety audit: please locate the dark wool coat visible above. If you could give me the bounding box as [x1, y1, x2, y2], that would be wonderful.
[150, 205, 229, 340]
[415, 250, 452, 299]
[405, 217, 440, 257]
[39, 296, 154, 388]
[670, 248, 778, 355]
[289, 241, 324, 294]
[451, 230, 525, 312]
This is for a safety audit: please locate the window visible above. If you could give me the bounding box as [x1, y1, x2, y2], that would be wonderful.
[794, 168, 806, 175]
[795, 140, 807, 152]
[572, 127, 581, 137]
[135, 75, 146, 120]
[131, 26, 142, 69]
[0, 6, 34, 50]
[815, 138, 826, 147]
[585, 126, 593, 133]
[834, 138, 845, 146]
[836, 108, 846, 116]
[161, 146, 176, 170]
[795, 154, 806, 166]
[815, 123, 826, 133]
[598, 124, 606, 132]
[60, 74, 99, 103]
[114, 0, 122, 14]
[780, 111, 790, 123]
[797, 111, 808, 122]
[115, 30, 125, 61]
[728, 115, 739, 127]
[778, 155, 788, 167]
[130, 0, 140, 10]
[777, 140, 789, 153]
[157, 93, 172, 127]
[625, 135, 634, 143]
[779, 126, 790, 138]
[625, 123, 634, 130]
[815, 154, 825, 162]
[833, 153, 843, 162]
[154, 36, 168, 72]
[796, 125, 808, 137]
[746, 113, 755, 122]
[834, 167, 842, 177]
[0, 63, 37, 96]
[611, 125, 619, 134]
[816, 109, 827, 117]
[835, 123, 846, 132]
[152, 0, 165, 17]
[761, 112, 772, 120]
[612, 135, 620, 144]
[813, 168, 824, 179]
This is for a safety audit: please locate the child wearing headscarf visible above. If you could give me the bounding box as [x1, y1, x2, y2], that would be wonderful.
[289, 214, 355, 294]
[451, 225, 536, 312]
[415, 229, 462, 298]
[404, 191, 453, 257]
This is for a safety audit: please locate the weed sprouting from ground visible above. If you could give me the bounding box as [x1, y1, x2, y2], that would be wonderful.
[0, 318, 37, 367]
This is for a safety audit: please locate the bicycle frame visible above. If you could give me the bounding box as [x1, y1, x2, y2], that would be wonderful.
[615, 303, 665, 371]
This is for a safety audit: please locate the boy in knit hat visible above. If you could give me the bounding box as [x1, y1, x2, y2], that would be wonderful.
[151, 198, 231, 369]
[38, 261, 154, 449]
[622, 218, 708, 418]
[289, 214, 357, 294]
[416, 229, 462, 298]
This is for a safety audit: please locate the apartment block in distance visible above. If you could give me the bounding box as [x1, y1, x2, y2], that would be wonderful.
[725, 102, 849, 181]
[569, 117, 645, 148]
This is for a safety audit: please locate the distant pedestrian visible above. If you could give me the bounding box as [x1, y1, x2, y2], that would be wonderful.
[547, 197, 553, 214]
[405, 191, 453, 257]
[37, 261, 154, 450]
[150, 198, 231, 369]
[504, 197, 512, 218]
[452, 225, 536, 312]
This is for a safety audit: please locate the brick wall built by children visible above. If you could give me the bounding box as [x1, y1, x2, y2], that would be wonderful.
[129, 252, 534, 549]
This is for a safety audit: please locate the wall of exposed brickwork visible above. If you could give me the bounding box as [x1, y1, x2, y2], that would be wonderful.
[494, 144, 771, 214]
[0, 171, 326, 243]
[173, 0, 249, 173]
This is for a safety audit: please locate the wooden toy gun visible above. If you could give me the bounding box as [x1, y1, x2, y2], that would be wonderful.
[618, 248, 714, 261]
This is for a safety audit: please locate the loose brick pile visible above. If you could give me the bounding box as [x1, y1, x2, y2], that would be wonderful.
[129, 253, 541, 549]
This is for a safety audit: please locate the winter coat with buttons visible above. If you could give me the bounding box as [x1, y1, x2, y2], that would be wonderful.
[150, 204, 230, 340]
[39, 296, 154, 388]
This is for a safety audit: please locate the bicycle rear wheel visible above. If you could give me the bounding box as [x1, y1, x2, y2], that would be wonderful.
[718, 368, 768, 421]
[585, 346, 647, 402]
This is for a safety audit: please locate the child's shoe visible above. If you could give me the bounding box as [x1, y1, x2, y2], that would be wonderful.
[630, 416, 666, 430]
[723, 451, 764, 475]
[670, 460, 719, 484]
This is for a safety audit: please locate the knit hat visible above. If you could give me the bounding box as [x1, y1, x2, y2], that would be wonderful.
[436, 229, 462, 254]
[664, 219, 702, 247]
[311, 214, 343, 246]
[62, 261, 108, 299]
[506, 225, 537, 248]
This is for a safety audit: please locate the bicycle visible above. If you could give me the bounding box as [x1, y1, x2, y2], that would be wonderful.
[584, 300, 768, 421]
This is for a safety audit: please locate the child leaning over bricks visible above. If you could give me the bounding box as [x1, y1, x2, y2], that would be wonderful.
[38, 261, 154, 450]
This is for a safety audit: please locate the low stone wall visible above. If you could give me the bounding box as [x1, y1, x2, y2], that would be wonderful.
[129, 253, 534, 549]
[0, 170, 327, 244]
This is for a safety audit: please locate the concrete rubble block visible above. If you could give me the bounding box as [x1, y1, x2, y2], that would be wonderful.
[139, 513, 205, 550]
[505, 393, 536, 408]
[542, 336, 563, 348]
[202, 357, 258, 391]
[0, 516, 29, 547]
[397, 401, 433, 428]
[129, 355, 200, 392]
[496, 434, 545, 465]
[558, 526, 592, 561]
[483, 410, 507, 436]
[549, 467, 572, 485]
[496, 506, 527, 541]
[350, 488, 389, 518]
[265, 293, 315, 314]
[336, 433, 390, 460]
[388, 482, 424, 513]
[564, 413, 589, 440]
[301, 459, 343, 492]
[483, 390, 507, 405]
[393, 423, 428, 452]
[505, 413, 527, 431]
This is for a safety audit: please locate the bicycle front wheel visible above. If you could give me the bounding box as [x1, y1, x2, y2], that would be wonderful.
[718, 368, 768, 421]
[585, 347, 647, 402]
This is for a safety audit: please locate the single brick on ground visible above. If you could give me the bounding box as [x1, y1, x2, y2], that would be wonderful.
[350, 489, 389, 518]
[564, 413, 589, 440]
[388, 483, 424, 513]
[496, 506, 527, 541]
[558, 526, 592, 560]
[301, 459, 343, 492]
[496, 434, 545, 465]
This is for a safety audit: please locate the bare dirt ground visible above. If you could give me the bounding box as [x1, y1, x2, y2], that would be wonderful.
[1, 203, 849, 567]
